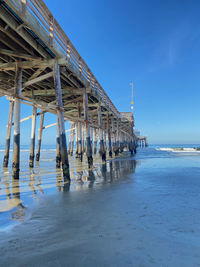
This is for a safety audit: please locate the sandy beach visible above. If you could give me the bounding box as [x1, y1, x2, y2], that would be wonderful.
[0, 147, 200, 266]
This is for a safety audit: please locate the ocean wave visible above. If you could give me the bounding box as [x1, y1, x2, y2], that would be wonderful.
[156, 148, 200, 153]
[0, 149, 56, 152]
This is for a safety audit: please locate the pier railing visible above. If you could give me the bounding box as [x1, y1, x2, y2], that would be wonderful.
[4, 0, 120, 117]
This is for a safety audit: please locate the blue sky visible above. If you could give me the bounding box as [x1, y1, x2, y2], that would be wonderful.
[1, 0, 200, 145]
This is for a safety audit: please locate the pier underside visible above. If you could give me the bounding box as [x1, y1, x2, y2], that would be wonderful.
[0, 0, 137, 179]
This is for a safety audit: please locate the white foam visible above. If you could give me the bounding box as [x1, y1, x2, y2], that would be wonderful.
[156, 148, 200, 153]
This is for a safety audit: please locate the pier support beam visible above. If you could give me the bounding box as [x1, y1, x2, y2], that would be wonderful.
[12, 66, 22, 179]
[83, 88, 93, 168]
[107, 114, 112, 157]
[98, 105, 106, 163]
[3, 99, 14, 167]
[29, 106, 37, 168]
[54, 62, 70, 181]
[36, 112, 44, 162]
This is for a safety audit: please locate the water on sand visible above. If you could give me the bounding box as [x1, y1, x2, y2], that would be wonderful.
[0, 146, 200, 266]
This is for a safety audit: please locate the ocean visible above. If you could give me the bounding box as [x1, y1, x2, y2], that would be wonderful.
[0, 145, 200, 266]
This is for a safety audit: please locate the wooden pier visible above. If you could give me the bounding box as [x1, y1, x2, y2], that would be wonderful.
[0, 0, 137, 180]
[137, 136, 148, 147]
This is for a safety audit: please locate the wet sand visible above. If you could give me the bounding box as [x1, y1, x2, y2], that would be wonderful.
[0, 148, 200, 266]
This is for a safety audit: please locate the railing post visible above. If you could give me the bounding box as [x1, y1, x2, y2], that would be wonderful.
[53, 61, 70, 181]
[21, 0, 27, 16]
[79, 57, 82, 74]
[12, 66, 22, 179]
[3, 98, 14, 167]
[49, 15, 54, 47]
[67, 41, 71, 60]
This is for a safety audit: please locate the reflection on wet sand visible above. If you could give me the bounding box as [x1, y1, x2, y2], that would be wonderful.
[0, 169, 26, 221]
[0, 155, 137, 223]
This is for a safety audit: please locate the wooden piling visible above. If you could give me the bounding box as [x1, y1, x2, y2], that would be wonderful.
[111, 117, 116, 156]
[115, 120, 119, 156]
[56, 117, 61, 168]
[119, 131, 124, 153]
[82, 124, 85, 154]
[90, 127, 93, 154]
[104, 130, 107, 152]
[68, 123, 73, 154]
[53, 61, 70, 181]
[83, 88, 93, 168]
[12, 66, 22, 179]
[68, 125, 72, 154]
[3, 99, 14, 167]
[107, 114, 112, 157]
[70, 123, 75, 156]
[129, 129, 134, 155]
[98, 105, 106, 163]
[29, 106, 37, 168]
[75, 122, 78, 158]
[36, 112, 44, 162]
[93, 128, 97, 155]
[77, 105, 82, 160]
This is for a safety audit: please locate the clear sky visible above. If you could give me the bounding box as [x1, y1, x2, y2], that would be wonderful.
[1, 0, 200, 145]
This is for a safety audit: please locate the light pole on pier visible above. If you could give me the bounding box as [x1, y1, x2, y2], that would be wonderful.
[130, 82, 134, 112]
